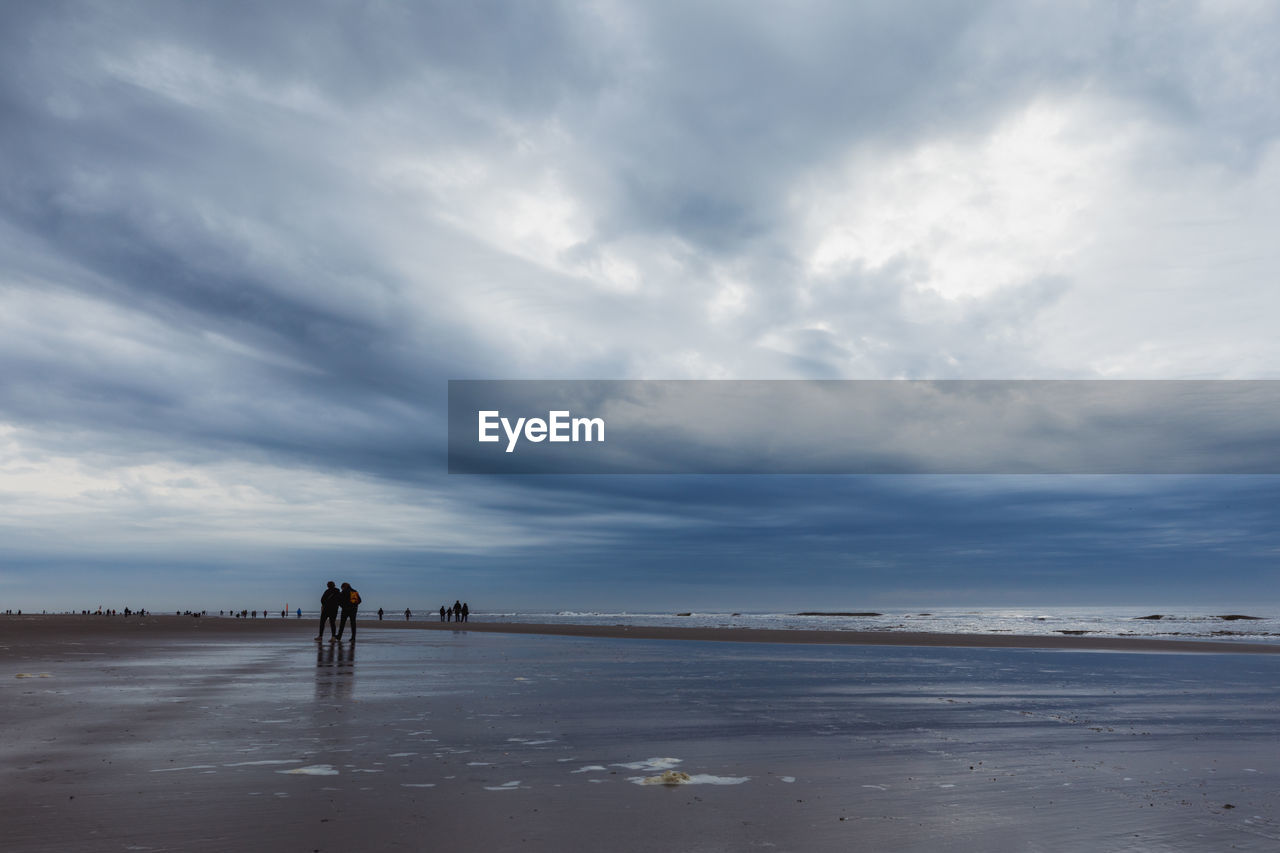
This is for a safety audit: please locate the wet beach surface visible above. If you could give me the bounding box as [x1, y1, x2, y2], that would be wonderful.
[3, 616, 1280, 851]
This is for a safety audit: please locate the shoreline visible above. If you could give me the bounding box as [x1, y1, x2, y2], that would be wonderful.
[409, 619, 1280, 653]
[3, 613, 1278, 654]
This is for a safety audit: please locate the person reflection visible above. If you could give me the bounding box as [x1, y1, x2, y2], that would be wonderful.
[315, 637, 356, 700]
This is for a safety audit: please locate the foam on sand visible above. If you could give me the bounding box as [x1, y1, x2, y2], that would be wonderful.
[633, 771, 750, 786]
[278, 765, 339, 776]
[615, 757, 750, 786]
[613, 757, 682, 771]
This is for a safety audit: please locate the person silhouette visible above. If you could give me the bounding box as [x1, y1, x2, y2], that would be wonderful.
[316, 581, 341, 641]
[335, 582, 362, 642]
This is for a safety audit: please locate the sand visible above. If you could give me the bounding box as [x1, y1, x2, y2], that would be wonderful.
[4, 615, 1280, 851]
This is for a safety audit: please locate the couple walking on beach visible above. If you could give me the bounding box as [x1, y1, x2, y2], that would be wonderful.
[316, 581, 362, 642]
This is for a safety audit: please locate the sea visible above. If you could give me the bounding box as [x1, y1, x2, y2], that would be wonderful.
[244, 605, 1280, 645]
[474, 606, 1280, 644]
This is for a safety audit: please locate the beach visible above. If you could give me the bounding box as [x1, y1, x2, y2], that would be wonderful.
[4, 615, 1280, 851]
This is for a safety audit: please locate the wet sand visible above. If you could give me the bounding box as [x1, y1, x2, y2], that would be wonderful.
[6, 613, 1277, 652]
[4, 615, 1280, 851]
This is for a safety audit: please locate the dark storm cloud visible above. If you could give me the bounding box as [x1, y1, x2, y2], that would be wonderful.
[421, 473, 1280, 607]
[0, 1, 649, 477]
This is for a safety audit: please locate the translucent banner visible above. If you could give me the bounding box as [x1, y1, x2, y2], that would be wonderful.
[447, 380, 1280, 474]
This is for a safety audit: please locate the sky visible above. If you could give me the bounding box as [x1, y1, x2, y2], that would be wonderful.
[2, 1, 1279, 613]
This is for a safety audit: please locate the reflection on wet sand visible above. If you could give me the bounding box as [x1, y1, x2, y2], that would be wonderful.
[315, 639, 355, 700]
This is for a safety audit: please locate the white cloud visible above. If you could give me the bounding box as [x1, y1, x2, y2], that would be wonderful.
[797, 96, 1142, 301]
[0, 424, 544, 553]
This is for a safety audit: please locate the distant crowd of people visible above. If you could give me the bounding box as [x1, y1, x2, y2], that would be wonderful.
[56, 587, 475, 636]
[441, 600, 469, 622]
[358, 600, 475, 624]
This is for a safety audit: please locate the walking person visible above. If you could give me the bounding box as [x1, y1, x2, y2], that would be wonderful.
[335, 582, 362, 642]
[316, 581, 341, 641]
[377, 607, 384, 621]
[439, 605, 446, 622]
[461, 602, 469, 622]
[452, 600, 462, 622]
[404, 608, 411, 621]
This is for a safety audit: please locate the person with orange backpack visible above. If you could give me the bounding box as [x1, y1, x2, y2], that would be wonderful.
[335, 582, 362, 642]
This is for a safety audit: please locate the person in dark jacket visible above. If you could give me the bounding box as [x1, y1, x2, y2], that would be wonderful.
[336, 582, 362, 642]
[316, 581, 341, 641]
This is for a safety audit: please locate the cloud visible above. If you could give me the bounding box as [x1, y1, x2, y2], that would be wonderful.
[1, 1, 1279, 608]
